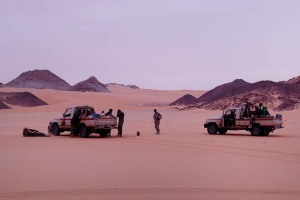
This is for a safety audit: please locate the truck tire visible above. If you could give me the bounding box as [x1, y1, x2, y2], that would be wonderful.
[207, 124, 218, 134]
[52, 123, 60, 136]
[80, 125, 89, 138]
[100, 129, 109, 137]
[251, 125, 262, 136]
[218, 129, 227, 134]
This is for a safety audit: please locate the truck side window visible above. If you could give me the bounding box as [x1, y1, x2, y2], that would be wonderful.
[63, 108, 72, 117]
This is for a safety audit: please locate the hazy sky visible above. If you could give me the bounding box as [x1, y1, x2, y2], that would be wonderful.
[1, 0, 299, 90]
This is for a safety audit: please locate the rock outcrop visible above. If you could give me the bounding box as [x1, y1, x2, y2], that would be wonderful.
[171, 76, 300, 111]
[170, 94, 198, 106]
[69, 76, 110, 92]
[106, 83, 140, 89]
[0, 92, 48, 108]
[0, 101, 11, 109]
[5, 69, 70, 90]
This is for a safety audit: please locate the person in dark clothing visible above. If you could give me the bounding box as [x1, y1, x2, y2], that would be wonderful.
[105, 109, 113, 117]
[71, 108, 81, 137]
[242, 101, 253, 118]
[105, 108, 113, 136]
[23, 128, 49, 137]
[117, 109, 125, 137]
[254, 106, 261, 117]
[153, 109, 162, 134]
[228, 110, 236, 128]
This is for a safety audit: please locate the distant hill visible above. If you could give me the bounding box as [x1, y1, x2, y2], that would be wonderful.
[3, 69, 140, 91]
[69, 76, 110, 92]
[171, 76, 300, 111]
[106, 83, 140, 89]
[5, 69, 71, 90]
[0, 92, 48, 108]
[169, 94, 198, 106]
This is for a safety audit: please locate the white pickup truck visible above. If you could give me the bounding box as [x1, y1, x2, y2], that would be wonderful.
[48, 106, 117, 138]
[204, 107, 283, 136]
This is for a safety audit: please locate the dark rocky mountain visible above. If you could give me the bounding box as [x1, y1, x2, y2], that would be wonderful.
[0, 82, 3, 88]
[171, 76, 300, 111]
[198, 79, 251, 103]
[69, 76, 110, 92]
[5, 69, 70, 90]
[0, 92, 48, 108]
[170, 94, 198, 106]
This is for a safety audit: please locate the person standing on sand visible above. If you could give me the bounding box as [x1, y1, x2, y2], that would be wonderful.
[153, 109, 162, 134]
[117, 109, 125, 137]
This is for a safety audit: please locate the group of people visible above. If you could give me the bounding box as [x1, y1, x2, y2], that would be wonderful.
[70, 107, 163, 137]
[224, 101, 271, 128]
[242, 101, 270, 118]
[70, 107, 125, 137]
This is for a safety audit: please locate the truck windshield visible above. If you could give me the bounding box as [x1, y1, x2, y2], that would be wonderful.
[225, 109, 236, 115]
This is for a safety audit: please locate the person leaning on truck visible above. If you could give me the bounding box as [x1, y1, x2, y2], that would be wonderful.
[228, 110, 236, 128]
[117, 109, 125, 137]
[71, 108, 81, 137]
[105, 108, 113, 136]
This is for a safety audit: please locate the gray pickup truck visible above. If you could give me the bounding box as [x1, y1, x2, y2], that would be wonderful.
[204, 107, 283, 136]
[48, 106, 117, 138]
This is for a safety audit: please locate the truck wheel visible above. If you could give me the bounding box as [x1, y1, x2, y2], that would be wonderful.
[251, 125, 262, 136]
[52, 123, 60, 136]
[218, 129, 227, 134]
[207, 124, 218, 134]
[100, 129, 109, 137]
[80, 125, 89, 138]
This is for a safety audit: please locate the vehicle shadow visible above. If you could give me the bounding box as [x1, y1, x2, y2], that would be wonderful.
[226, 133, 283, 137]
[203, 132, 284, 137]
[51, 134, 136, 139]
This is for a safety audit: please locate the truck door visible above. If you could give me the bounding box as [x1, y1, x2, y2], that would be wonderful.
[235, 108, 250, 127]
[61, 108, 74, 128]
[224, 109, 236, 127]
[235, 109, 241, 127]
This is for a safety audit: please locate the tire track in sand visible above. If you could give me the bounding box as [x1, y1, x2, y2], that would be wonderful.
[1, 188, 300, 199]
[122, 137, 300, 164]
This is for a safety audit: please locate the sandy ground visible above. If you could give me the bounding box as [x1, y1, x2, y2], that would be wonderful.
[0, 86, 299, 200]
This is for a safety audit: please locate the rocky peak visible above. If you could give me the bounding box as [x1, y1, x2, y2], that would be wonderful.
[285, 75, 300, 85]
[5, 69, 70, 90]
[169, 94, 198, 106]
[69, 76, 110, 92]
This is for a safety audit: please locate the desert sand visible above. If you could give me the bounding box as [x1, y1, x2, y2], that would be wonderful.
[0, 85, 299, 200]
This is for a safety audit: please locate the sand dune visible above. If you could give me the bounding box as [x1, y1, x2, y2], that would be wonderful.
[0, 87, 299, 200]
